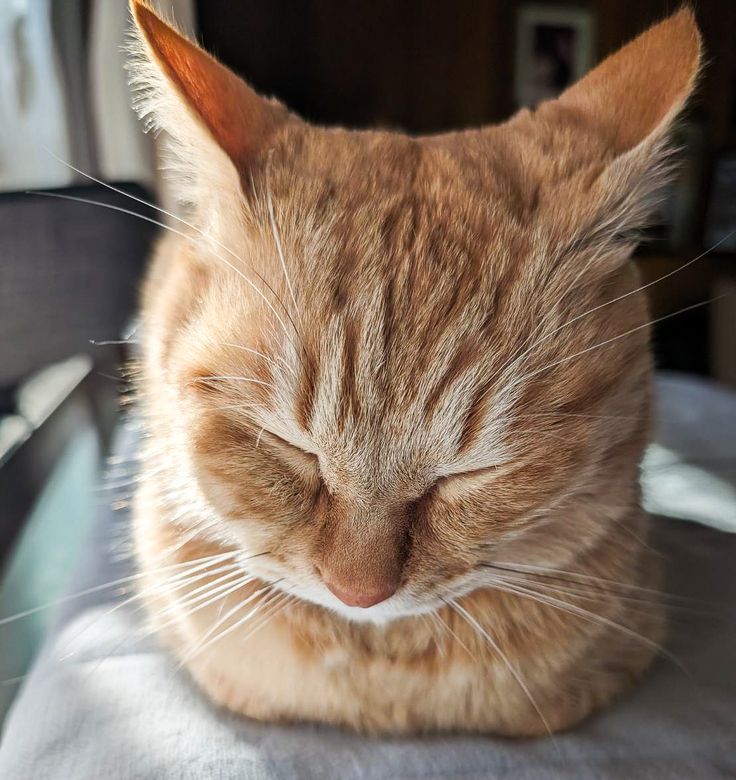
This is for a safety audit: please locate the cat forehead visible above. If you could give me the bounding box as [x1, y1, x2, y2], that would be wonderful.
[263, 122, 530, 222]
[258, 135, 530, 292]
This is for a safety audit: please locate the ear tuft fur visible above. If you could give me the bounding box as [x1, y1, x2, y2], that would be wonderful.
[532, 8, 702, 268]
[126, 2, 228, 207]
[126, 0, 291, 210]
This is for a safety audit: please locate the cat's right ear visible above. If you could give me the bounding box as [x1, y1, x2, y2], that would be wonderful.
[128, 1, 291, 194]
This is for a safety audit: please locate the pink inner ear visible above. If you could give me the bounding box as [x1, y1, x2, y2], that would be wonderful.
[555, 9, 701, 154]
[132, 1, 289, 168]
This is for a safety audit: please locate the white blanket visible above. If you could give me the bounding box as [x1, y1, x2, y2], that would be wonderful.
[643, 372, 736, 532]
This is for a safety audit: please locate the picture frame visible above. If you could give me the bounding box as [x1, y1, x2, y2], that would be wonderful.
[514, 4, 595, 108]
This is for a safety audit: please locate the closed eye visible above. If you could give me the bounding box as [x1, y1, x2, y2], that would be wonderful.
[434, 463, 503, 493]
[255, 427, 320, 479]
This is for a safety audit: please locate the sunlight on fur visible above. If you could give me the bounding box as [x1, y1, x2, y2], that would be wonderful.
[128, 1, 702, 735]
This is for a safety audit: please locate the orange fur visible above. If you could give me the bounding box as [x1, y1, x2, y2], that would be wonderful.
[130, 2, 700, 735]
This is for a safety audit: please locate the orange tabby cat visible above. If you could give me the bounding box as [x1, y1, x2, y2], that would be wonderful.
[129, 2, 701, 736]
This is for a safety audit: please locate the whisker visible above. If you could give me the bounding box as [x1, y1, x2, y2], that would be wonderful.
[89, 338, 139, 346]
[266, 155, 299, 315]
[57, 563, 244, 663]
[493, 578, 686, 672]
[154, 525, 208, 560]
[503, 229, 736, 383]
[220, 342, 297, 379]
[84, 574, 257, 675]
[493, 411, 651, 423]
[29, 191, 297, 346]
[478, 564, 693, 620]
[182, 581, 285, 664]
[39, 149, 303, 344]
[417, 613, 446, 658]
[150, 575, 257, 639]
[0, 551, 237, 626]
[486, 561, 707, 605]
[0, 675, 26, 688]
[237, 592, 294, 644]
[190, 375, 277, 390]
[445, 597, 556, 740]
[155, 567, 245, 613]
[178, 581, 270, 661]
[513, 295, 726, 386]
[209, 402, 269, 413]
[432, 610, 477, 661]
[66, 571, 252, 687]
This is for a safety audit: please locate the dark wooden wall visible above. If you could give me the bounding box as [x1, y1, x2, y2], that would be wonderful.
[196, 1, 736, 140]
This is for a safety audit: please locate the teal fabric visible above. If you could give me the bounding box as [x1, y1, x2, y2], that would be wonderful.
[0, 425, 100, 722]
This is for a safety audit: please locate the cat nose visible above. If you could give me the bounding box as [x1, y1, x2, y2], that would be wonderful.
[323, 577, 397, 608]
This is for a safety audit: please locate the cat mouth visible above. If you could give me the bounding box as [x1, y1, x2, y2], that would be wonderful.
[255, 572, 435, 623]
[235, 548, 487, 623]
[274, 574, 477, 625]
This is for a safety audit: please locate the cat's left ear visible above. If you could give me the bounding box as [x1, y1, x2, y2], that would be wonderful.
[553, 8, 701, 156]
[128, 1, 293, 196]
[531, 8, 702, 256]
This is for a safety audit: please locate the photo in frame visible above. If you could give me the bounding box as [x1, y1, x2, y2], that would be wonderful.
[514, 4, 595, 108]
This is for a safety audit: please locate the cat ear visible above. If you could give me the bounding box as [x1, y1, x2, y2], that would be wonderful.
[128, 1, 291, 192]
[532, 8, 702, 257]
[554, 8, 701, 155]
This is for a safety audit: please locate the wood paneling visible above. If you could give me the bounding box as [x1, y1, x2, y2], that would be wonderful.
[196, 1, 736, 136]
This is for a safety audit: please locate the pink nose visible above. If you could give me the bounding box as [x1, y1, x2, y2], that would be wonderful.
[324, 579, 397, 608]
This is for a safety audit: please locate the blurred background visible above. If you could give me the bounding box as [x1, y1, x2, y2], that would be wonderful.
[0, 0, 734, 721]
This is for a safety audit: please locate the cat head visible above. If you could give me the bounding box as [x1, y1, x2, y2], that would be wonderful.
[130, 2, 700, 622]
